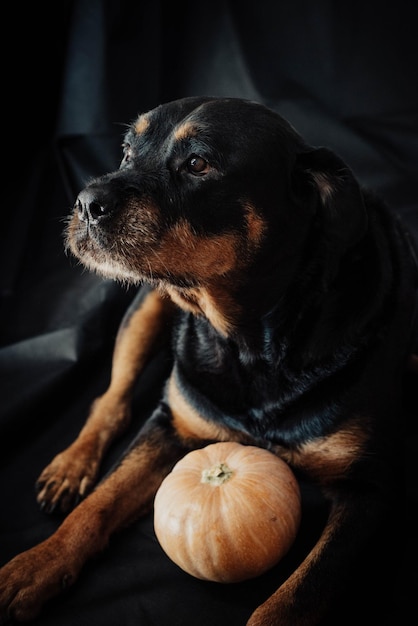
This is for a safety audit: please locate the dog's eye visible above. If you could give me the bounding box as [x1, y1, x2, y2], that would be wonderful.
[185, 155, 210, 176]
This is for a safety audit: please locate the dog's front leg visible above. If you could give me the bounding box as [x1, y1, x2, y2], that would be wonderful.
[36, 285, 175, 513]
[0, 406, 186, 624]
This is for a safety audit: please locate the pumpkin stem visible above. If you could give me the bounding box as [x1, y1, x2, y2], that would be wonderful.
[201, 463, 233, 486]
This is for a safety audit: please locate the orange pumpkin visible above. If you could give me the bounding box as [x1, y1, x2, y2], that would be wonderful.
[153, 441, 301, 583]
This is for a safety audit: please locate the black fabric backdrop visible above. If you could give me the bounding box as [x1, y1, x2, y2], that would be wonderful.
[1, 1, 417, 624]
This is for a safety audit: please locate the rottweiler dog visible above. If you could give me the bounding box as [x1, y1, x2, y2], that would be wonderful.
[0, 97, 417, 625]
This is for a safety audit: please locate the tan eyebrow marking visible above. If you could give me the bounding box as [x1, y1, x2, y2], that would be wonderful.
[174, 121, 198, 141]
[134, 115, 150, 135]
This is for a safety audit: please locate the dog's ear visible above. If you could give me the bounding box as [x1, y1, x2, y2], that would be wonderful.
[291, 147, 368, 255]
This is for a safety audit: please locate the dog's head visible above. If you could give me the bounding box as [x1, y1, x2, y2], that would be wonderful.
[67, 97, 367, 331]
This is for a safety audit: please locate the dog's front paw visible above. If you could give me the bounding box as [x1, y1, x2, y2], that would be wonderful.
[0, 540, 75, 624]
[36, 444, 99, 514]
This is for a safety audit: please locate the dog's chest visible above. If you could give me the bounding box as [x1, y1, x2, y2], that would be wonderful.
[171, 314, 289, 437]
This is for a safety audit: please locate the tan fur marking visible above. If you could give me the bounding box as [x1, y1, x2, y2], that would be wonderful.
[192, 286, 239, 335]
[168, 373, 238, 443]
[174, 121, 198, 141]
[134, 115, 150, 135]
[157, 207, 264, 334]
[111, 289, 172, 393]
[165, 283, 241, 336]
[164, 286, 203, 317]
[279, 419, 370, 482]
[154, 221, 239, 279]
[244, 202, 267, 248]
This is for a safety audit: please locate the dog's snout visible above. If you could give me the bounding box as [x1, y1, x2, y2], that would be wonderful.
[75, 188, 110, 224]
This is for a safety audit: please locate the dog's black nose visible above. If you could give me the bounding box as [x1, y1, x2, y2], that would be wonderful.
[75, 188, 110, 224]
